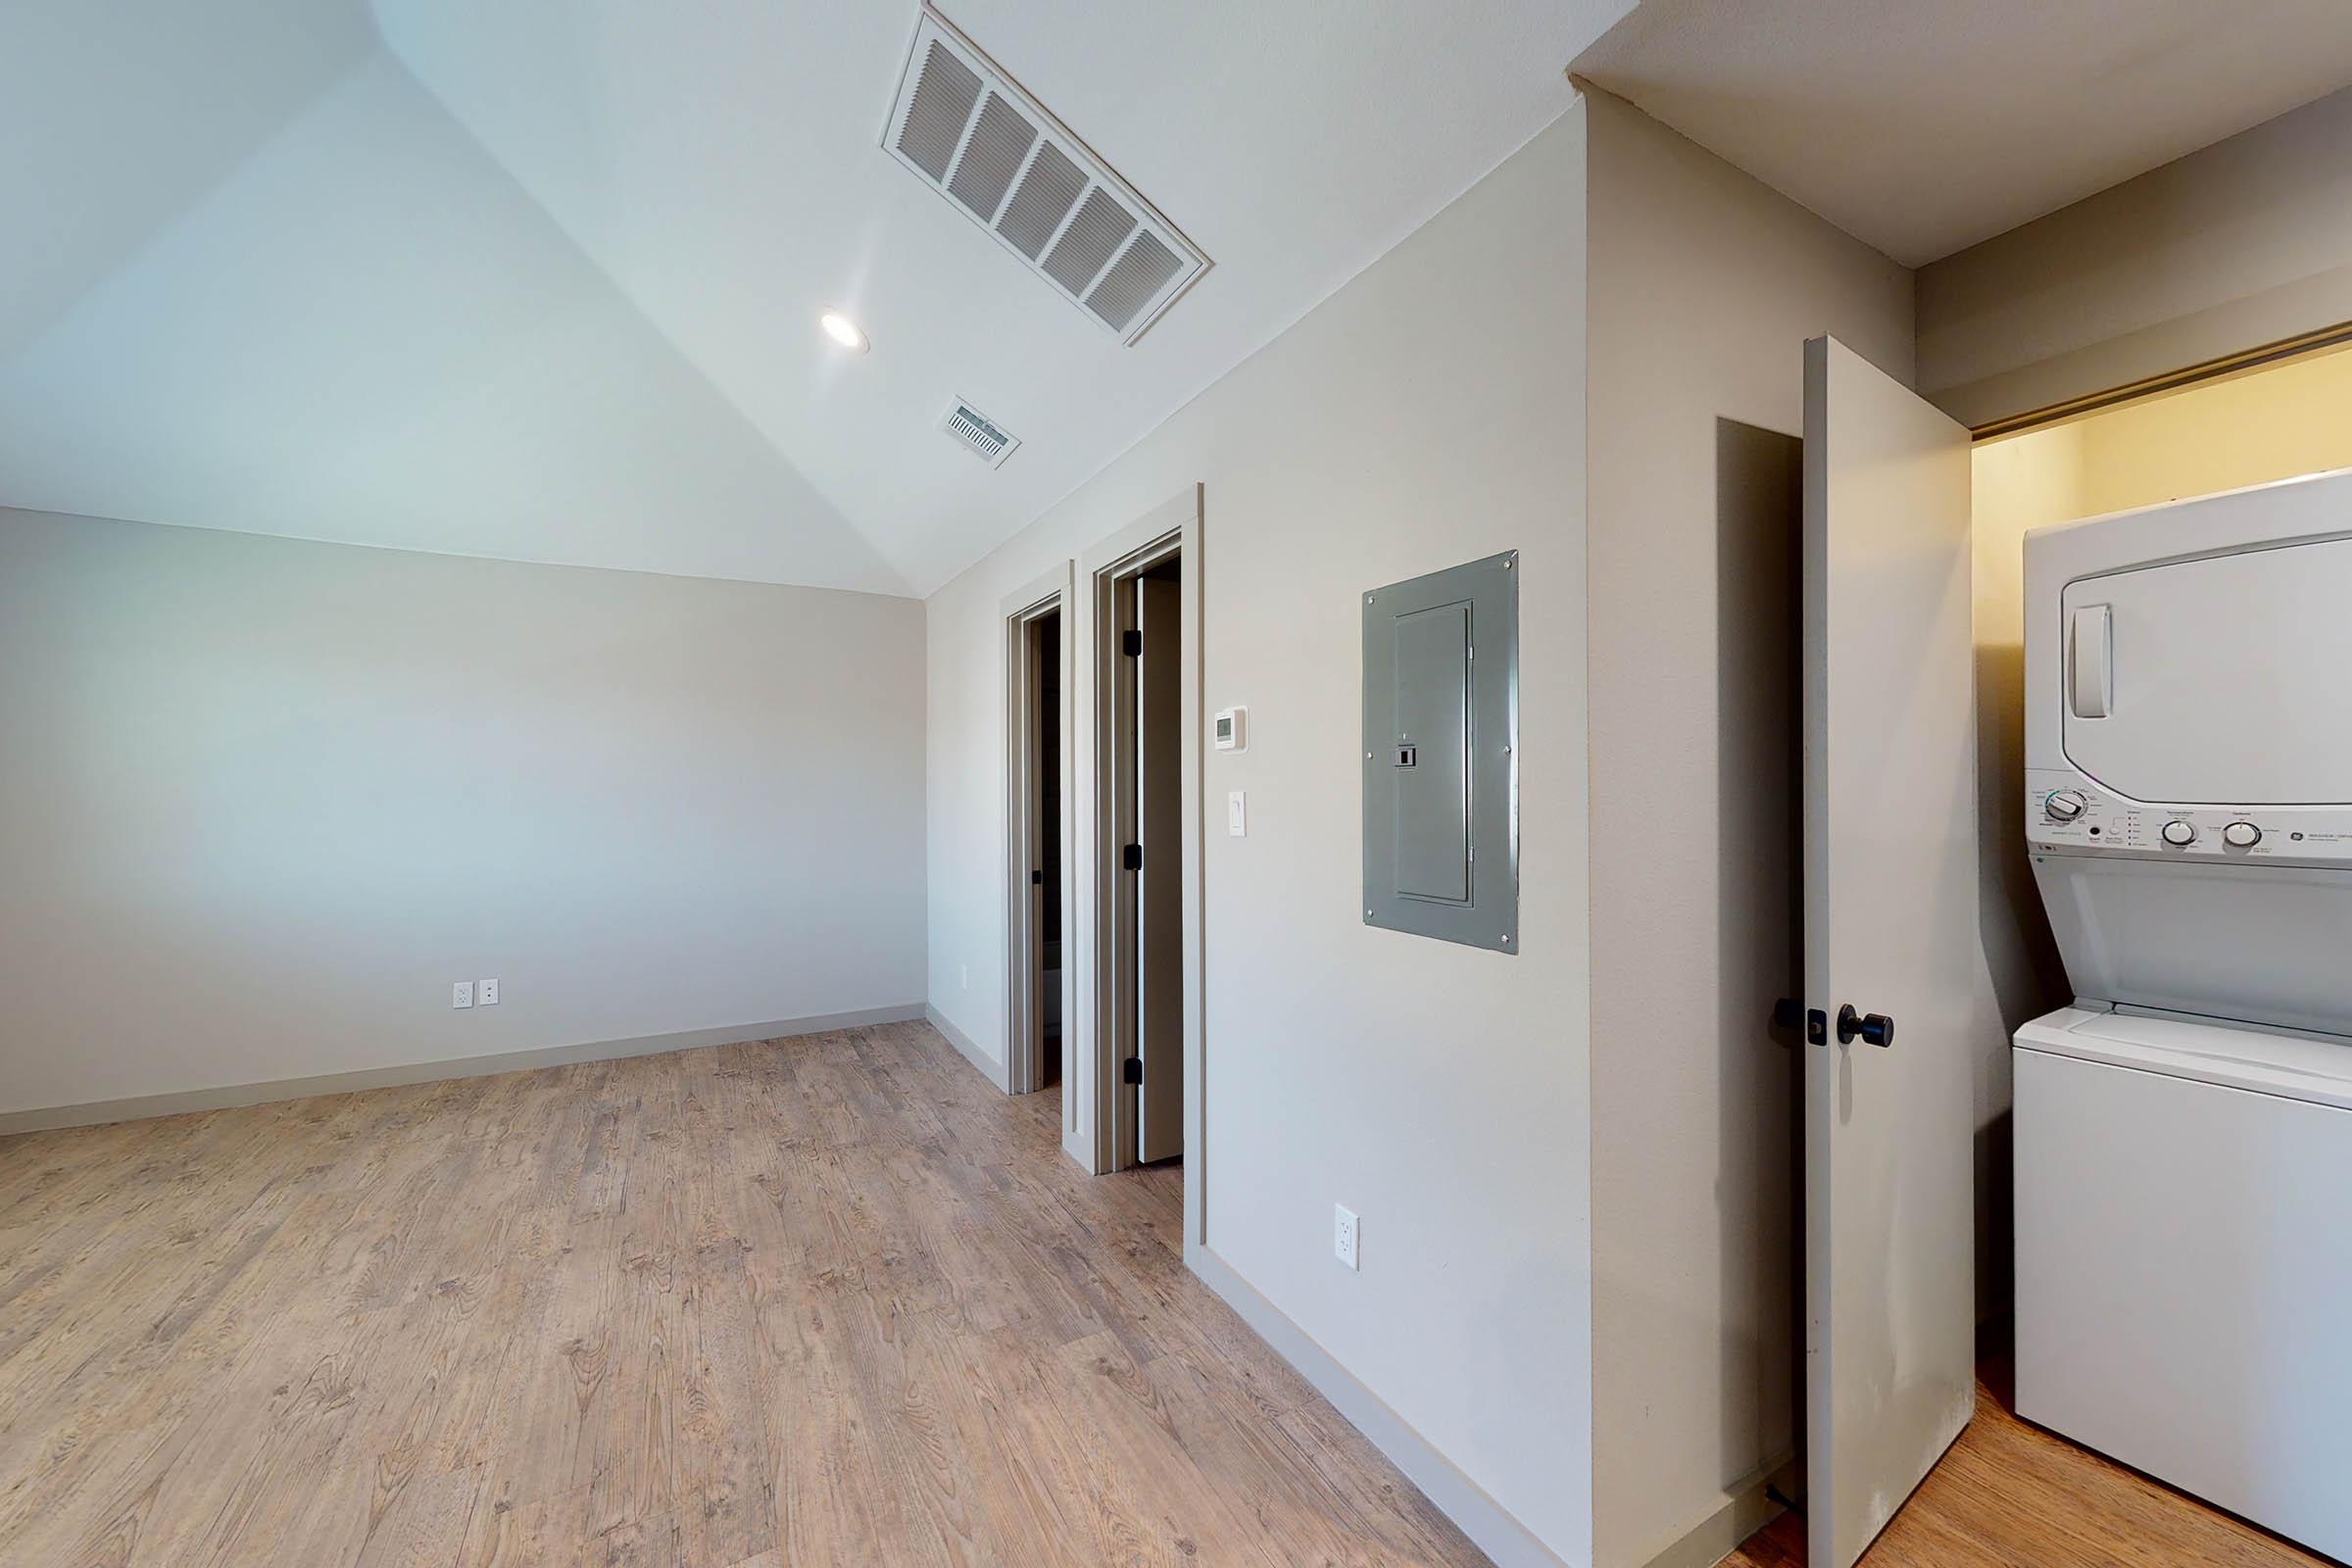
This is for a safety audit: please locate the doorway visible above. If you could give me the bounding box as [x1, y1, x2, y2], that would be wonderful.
[1072, 485, 1201, 1187]
[1776, 332, 2352, 1568]
[1035, 613, 1062, 1088]
[1004, 567, 1073, 1099]
[1109, 553, 1183, 1166]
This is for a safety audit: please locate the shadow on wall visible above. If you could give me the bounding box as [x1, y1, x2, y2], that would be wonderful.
[1714, 416, 1806, 1483]
[1974, 638, 2072, 1317]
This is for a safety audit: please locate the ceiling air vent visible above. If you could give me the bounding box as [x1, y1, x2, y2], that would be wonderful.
[939, 398, 1020, 467]
[884, 7, 1210, 345]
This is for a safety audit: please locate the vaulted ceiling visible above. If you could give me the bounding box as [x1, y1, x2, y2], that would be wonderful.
[20, 3, 2352, 598]
[0, 0, 1634, 596]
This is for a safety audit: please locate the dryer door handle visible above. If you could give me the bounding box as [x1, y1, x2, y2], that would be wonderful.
[2070, 604, 2111, 719]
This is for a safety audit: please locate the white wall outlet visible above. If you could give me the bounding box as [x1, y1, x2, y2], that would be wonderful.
[1334, 1203, 1360, 1271]
[452, 981, 474, 1009]
[477, 978, 499, 1005]
[1227, 790, 1247, 837]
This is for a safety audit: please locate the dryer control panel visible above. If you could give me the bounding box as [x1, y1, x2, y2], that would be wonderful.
[2027, 768, 2352, 867]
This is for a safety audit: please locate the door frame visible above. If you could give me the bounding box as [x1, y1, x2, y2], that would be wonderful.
[1001, 563, 1074, 1097]
[1072, 486, 1202, 1191]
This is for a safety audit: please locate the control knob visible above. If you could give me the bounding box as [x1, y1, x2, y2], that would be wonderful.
[2043, 790, 2087, 822]
[2161, 820, 2197, 847]
[2224, 821, 2262, 849]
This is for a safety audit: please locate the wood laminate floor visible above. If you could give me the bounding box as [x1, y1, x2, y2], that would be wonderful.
[1727, 1360, 2330, 1568]
[0, 1019, 2333, 1567]
[0, 1022, 1485, 1567]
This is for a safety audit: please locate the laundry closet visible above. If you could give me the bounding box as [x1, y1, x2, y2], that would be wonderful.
[1971, 343, 2352, 1562]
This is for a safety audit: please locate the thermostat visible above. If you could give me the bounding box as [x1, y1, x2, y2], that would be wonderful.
[1213, 706, 1248, 752]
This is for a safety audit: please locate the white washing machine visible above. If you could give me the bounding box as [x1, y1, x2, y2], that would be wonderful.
[2017, 466, 2352, 1561]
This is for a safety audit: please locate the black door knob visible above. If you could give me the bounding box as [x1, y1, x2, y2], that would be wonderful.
[1837, 1004, 1894, 1048]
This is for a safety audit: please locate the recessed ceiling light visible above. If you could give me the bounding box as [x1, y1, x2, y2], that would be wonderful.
[820, 310, 869, 352]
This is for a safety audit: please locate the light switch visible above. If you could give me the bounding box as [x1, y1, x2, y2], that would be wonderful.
[1227, 790, 1247, 836]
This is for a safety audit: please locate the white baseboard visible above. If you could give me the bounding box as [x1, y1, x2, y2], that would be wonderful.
[1185, 1242, 1575, 1568]
[1633, 1455, 1788, 1568]
[925, 1004, 1009, 1093]
[0, 1004, 926, 1136]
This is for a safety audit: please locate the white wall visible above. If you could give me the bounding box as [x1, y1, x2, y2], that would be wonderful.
[1581, 93, 1915, 1568]
[0, 510, 926, 1118]
[927, 109, 1592, 1565]
[2067, 342, 2352, 512]
[1919, 85, 2352, 428]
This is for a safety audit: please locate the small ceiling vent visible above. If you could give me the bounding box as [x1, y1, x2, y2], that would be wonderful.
[885, 7, 1210, 345]
[939, 398, 1020, 467]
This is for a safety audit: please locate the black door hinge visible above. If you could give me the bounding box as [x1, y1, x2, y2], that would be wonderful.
[1122, 629, 1142, 657]
[1122, 1057, 1144, 1085]
[1122, 843, 1143, 870]
[1031, 868, 1043, 885]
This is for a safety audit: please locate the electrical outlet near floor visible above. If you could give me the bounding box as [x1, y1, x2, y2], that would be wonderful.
[478, 978, 499, 1005]
[1334, 1203, 1360, 1271]
[452, 981, 474, 1009]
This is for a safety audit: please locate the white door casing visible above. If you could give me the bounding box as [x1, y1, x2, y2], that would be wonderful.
[1076, 486, 1200, 1182]
[1002, 563, 1073, 1099]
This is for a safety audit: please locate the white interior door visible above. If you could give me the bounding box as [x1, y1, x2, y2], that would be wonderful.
[1801, 335, 1978, 1568]
[1134, 573, 1184, 1162]
[1019, 615, 1050, 1091]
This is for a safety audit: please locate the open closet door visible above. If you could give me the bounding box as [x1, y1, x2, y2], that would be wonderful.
[1801, 335, 1977, 1568]
[1134, 574, 1184, 1162]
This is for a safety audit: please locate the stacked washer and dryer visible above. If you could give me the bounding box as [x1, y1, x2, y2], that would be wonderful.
[2017, 466, 2352, 1560]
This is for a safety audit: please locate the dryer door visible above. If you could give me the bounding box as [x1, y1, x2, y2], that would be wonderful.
[2062, 535, 2352, 805]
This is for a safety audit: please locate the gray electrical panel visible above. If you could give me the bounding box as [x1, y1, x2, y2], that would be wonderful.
[1362, 551, 1518, 952]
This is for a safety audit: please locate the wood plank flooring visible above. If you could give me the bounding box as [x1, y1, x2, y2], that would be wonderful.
[0, 1018, 2333, 1567]
[0, 1021, 1486, 1567]
[1728, 1363, 2328, 1568]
